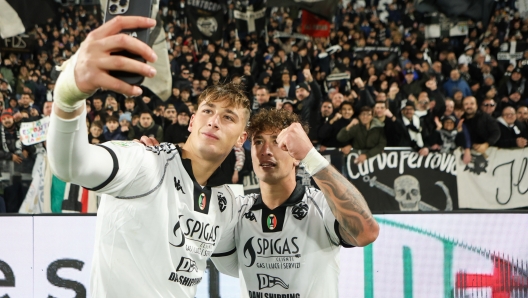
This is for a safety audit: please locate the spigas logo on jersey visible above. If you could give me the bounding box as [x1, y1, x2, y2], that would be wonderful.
[267, 214, 277, 230]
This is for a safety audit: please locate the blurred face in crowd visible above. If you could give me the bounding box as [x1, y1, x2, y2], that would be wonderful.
[125, 99, 135, 111]
[212, 72, 220, 82]
[450, 69, 460, 81]
[453, 91, 464, 103]
[90, 125, 102, 138]
[93, 98, 103, 111]
[512, 71, 522, 82]
[256, 88, 270, 104]
[463, 97, 478, 117]
[177, 112, 190, 126]
[107, 120, 119, 132]
[332, 93, 344, 109]
[172, 88, 180, 97]
[517, 106, 528, 121]
[320, 102, 333, 117]
[2, 115, 13, 128]
[417, 92, 430, 111]
[181, 91, 190, 101]
[295, 87, 310, 101]
[376, 92, 387, 103]
[282, 103, 294, 113]
[402, 106, 415, 121]
[374, 102, 386, 118]
[42, 101, 53, 116]
[502, 107, 517, 125]
[432, 62, 442, 73]
[277, 88, 287, 98]
[443, 119, 455, 131]
[480, 99, 496, 115]
[444, 99, 454, 116]
[358, 110, 373, 125]
[340, 103, 354, 120]
[19, 94, 31, 107]
[164, 107, 177, 121]
[139, 113, 153, 128]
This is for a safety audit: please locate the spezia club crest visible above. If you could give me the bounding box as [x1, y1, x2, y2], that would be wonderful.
[267, 214, 277, 230]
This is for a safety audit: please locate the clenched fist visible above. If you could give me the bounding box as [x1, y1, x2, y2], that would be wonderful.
[276, 123, 313, 161]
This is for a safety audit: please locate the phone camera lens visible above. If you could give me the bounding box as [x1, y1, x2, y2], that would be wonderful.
[119, 0, 127, 6]
[109, 4, 117, 12]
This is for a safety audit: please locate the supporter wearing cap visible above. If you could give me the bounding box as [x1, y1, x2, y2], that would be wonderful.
[118, 112, 132, 137]
[458, 45, 474, 65]
[498, 67, 528, 109]
[396, 100, 431, 156]
[161, 103, 177, 130]
[401, 68, 424, 100]
[294, 69, 323, 128]
[164, 107, 191, 146]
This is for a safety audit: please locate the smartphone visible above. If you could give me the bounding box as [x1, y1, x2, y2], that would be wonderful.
[103, 0, 153, 86]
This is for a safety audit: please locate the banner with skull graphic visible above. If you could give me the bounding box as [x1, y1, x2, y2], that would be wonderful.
[344, 148, 458, 212]
[185, 0, 225, 41]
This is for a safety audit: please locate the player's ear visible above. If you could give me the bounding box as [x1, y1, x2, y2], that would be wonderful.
[235, 131, 247, 148]
[188, 114, 196, 133]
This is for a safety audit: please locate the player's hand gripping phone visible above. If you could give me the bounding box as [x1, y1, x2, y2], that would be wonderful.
[103, 0, 153, 85]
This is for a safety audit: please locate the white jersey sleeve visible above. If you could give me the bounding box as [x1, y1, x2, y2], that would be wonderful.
[91, 141, 174, 198]
[308, 187, 355, 248]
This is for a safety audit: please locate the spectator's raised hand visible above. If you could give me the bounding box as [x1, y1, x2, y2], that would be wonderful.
[354, 77, 365, 89]
[457, 119, 464, 132]
[303, 69, 313, 83]
[74, 16, 158, 97]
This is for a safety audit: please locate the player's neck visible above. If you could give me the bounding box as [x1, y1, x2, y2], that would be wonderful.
[180, 146, 224, 186]
[260, 175, 297, 210]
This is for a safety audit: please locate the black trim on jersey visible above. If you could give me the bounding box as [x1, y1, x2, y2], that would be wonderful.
[176, 146, 226, 187]
[250, 180, 305, 211]
[86, 145, 119, 191]
[334, 220, 355, 248]
[211, 247, 237, 257]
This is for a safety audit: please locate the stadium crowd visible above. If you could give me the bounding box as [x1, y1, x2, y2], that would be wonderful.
[0, 0, 528, 212]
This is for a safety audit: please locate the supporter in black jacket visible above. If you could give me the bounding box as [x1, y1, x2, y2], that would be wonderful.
[164, 108, 191, 147]
[495, 106, 528, 148]
[461, 96, 501, 154]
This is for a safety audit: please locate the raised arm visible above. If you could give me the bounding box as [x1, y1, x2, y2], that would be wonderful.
[48, 16, 158, 188]
[277, 123, 379, 247]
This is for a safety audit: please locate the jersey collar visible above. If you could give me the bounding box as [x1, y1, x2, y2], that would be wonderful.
[250, 180, 305, 211]
[176, 146, 226, 187]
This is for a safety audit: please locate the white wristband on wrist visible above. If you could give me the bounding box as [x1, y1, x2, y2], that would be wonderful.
[301, 147, 330, 176]
[54, 53, 93, 112]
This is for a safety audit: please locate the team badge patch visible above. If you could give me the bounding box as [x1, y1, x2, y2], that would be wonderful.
[217, 192, 227, 212]
[292, 202, 309, 220]
[267, 214, 277, 230]
[198, 193, 207, 210]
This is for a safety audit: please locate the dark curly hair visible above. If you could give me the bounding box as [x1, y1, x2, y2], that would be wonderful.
[246, 109, 309, 141]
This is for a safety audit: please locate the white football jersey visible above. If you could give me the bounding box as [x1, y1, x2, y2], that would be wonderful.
[215, 181, 354, 298]
[89, 141, 238, 298]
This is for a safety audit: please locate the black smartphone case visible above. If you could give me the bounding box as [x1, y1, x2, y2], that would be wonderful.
[103, 0, 152, 86]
